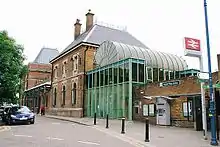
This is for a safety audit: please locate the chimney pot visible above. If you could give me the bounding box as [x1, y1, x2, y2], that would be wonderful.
[74, 19, 82, 40]
[86, 9, 94, 31]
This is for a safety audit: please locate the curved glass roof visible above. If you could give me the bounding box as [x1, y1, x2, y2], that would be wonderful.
[94, 41, 188, 71]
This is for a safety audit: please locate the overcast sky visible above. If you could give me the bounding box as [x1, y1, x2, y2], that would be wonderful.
[0, 0, 219, 72]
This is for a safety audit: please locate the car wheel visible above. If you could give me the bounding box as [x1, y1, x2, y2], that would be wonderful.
[26, 121, 31, 125]
[30, 121, 35, 124]
[7, 119, 11, 125]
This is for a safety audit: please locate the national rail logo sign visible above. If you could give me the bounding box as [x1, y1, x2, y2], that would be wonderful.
[184, 37, 202, 57]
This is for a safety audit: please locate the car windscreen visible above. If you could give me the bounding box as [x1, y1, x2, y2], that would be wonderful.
[11, 106, 31, 114]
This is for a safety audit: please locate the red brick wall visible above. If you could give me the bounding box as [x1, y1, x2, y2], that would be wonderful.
[134, 77, 199, 127]
[25, 63, 52, 90]
[49, 45, 97, 117]
[144, 76, 201, 96]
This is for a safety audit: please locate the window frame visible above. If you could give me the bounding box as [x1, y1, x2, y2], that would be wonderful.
[72, 83, 77, 105]
[182, 101, 192, 117]
[62, 85, 66, 106]
[143, 104, 155, 117]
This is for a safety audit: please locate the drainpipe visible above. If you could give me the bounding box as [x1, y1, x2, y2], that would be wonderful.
[51, 64, 54, 108]
[82, 46, 89, 117]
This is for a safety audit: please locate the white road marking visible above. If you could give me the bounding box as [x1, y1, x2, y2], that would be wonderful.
[0, 126, 11, 132]
[51, 122, 60, 125]
[77, 140, 100, 145]
[46, 137, 64, 141]
[93, 126, 152, 147]
[13, 134, 33, 138]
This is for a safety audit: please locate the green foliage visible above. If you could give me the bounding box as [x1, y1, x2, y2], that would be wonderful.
[0, 30, 26, 104]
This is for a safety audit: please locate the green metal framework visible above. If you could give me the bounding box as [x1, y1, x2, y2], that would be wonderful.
[94, 41, 189, 83]
[85, 41, 196, 120]
[86, 58, 145, 120]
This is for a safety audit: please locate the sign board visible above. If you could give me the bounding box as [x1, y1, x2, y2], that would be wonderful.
[197, 72, 209, 80]
[159, 80, 180, 87]
[184, 37, 202, 57]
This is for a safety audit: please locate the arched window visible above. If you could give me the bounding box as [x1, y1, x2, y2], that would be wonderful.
[62, 85, 66, 106]
[53, 88, 57, 107]
[72, 83, 77, 105]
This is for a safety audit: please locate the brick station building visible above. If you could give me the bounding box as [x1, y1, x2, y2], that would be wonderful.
[133, 54, 220, 130]
[48, 9, 148, 117]
[23, 47, 59, 113]
[45, 9, 220, 130]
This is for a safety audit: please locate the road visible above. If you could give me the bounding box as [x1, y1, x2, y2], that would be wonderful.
[0, 116, 140, 147]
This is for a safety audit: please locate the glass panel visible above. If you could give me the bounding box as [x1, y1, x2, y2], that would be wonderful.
[132, 63, 137, 82]
[153, 68, 158, 82]
[149, 104, 155, 116]
[165, 70, 169, 80]
[124, 63, 129, 82]
[92, 73, 95, 87]
[96, 72, 99, 87]
[147, 67, 152, 81]
[88, 74, 92, 88]
[175, 71, 180, 79]
[109, 68, 113, 85]
[143, 104, 149, 116]
[100, 70, 104, 86]
[159, 69, 164, 81]
[183, 101, 192, 117]
[119, 64, 123, 83]
[113, 67, 117, 84]
[139, 64, 144, 82]
[170, 71, 174, 80]
[104, 69, 108, 85]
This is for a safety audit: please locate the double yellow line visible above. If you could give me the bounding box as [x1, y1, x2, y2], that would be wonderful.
[0, 126, 11, 132]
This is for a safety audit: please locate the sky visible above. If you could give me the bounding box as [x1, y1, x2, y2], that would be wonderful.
[0, 0, 219, 72]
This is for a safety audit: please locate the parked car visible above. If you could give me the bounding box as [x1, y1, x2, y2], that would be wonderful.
[1, 105, 12, 122]
[5, 106, 35, 125]
[0, 106, 4, 120]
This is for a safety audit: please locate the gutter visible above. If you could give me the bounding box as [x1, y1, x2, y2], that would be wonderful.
[82, 46, 89, 117]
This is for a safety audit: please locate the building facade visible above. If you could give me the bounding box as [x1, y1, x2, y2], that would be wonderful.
[85, 40, 189, 121]
[48, 9, 149, 117]
[23, 48, 59, 113]
[85, 43, 220, 129]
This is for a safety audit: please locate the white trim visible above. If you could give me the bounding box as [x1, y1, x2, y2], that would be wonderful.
[50, 43, 99, 63]
[24, 81, 51, 92]
[83, 25, 97, 42]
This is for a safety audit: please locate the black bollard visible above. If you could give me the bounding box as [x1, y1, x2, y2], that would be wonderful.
[145, 118, 150, 142]
[106, 114, 109, 128]
[94, 113, 96, 125]
[121, 117, 125, 134]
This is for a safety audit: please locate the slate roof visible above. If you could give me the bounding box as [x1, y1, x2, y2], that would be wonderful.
[56, 24, 148, 59]
[33, 48, 59, 64]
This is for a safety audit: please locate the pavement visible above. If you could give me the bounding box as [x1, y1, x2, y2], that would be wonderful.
[0, 116, 148, 147]
[45, 115, 220, 147]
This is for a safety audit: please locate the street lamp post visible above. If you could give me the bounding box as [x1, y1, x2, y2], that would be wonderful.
[203, 0, 218, 145]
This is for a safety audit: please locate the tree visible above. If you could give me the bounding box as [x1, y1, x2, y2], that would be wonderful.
[0, 30, 26, 104]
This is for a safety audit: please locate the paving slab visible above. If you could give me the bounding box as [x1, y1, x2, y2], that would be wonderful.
[45, 115, 220, 147]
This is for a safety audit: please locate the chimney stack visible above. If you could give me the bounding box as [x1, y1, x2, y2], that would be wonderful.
[217, 54, 220, 71]
[74, 19, 82, 40]
[86, 9, 94, 31]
